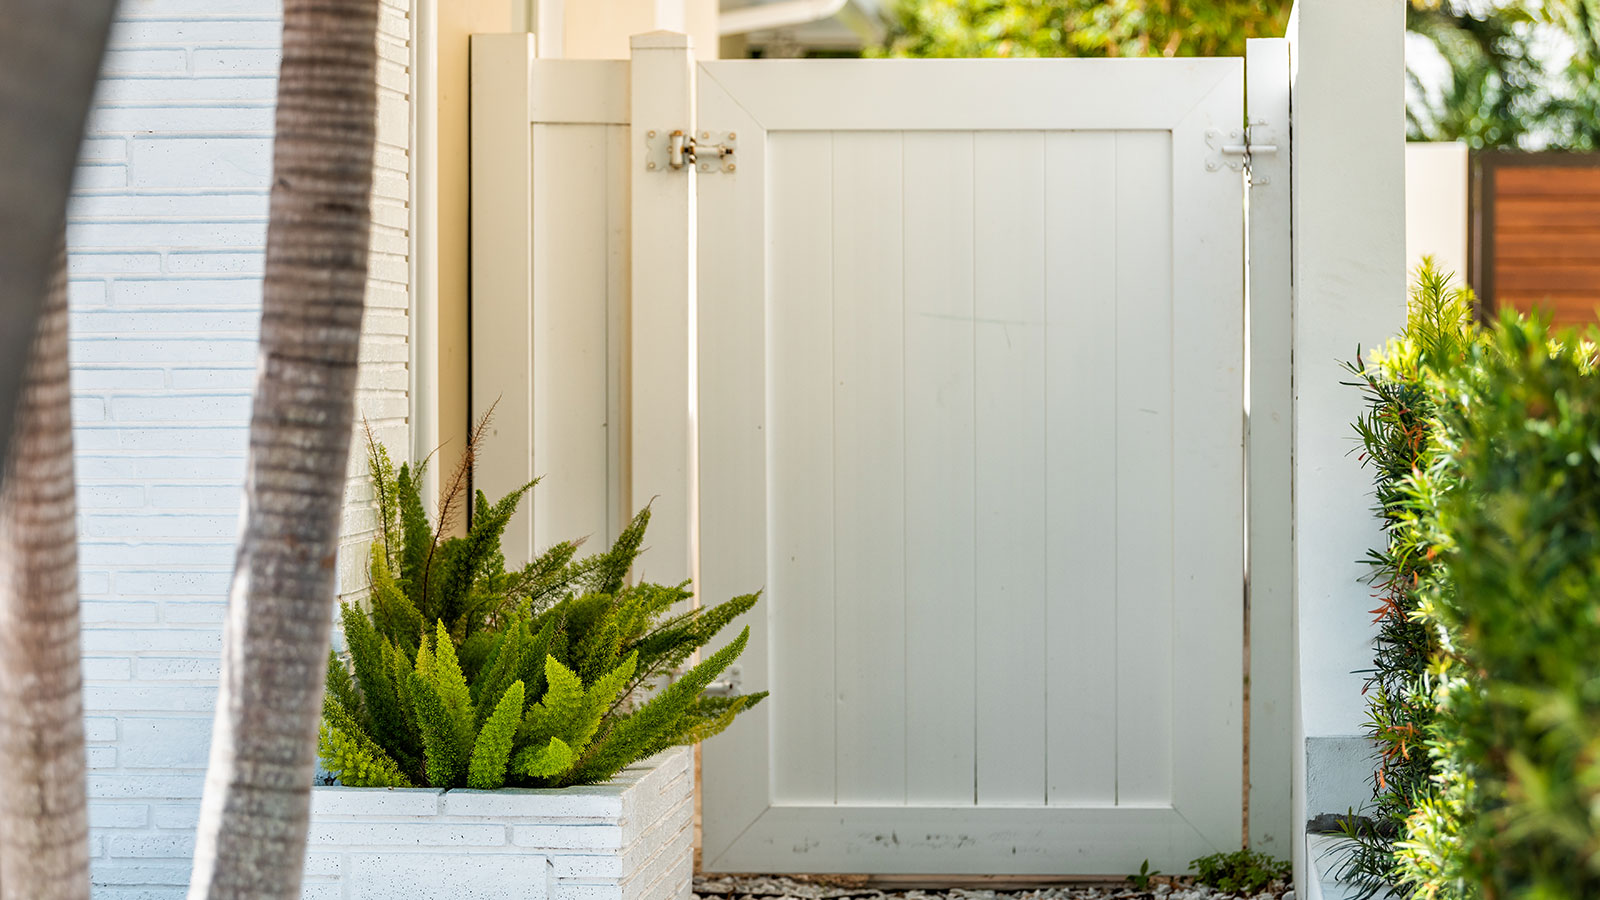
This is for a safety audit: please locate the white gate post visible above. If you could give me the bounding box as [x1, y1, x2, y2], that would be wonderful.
[629, 32, 697, 588]
[1287, 0, 1408, 892]
[1245, 36, 1293, 857]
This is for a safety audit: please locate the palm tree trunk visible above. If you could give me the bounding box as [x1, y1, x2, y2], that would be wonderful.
[0, 245, 90, 900]
[0, 0, 117, 492]
[187, 1, 380, 897]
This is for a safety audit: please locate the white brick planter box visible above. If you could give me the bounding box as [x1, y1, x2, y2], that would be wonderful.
[302, 746, 692, 900]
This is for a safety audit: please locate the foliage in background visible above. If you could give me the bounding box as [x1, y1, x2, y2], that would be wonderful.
[1337, 262, 1480, 897]
[871, 0, 1291, 59]
[871, 0, 1600, 148]
[1406, 1, 1549, 147]
[1189, 849, 1291, 895]
[1396, 315, 1600, 899]
[1407, 0, 1600, 148]
[319, 434, 766, 789]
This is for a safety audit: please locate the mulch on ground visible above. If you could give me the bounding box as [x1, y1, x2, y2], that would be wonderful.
[693, 874, 1291, 900]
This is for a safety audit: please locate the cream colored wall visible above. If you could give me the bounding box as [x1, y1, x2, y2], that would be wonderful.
[1405, 142, 1469, 283]
[412, 0, 516, 530]
[558, 0, 720, 59]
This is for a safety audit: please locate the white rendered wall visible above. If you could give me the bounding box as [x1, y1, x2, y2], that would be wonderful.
[66, 1, 412, 895]
[1405, 142, 1469, 281]
[1287, 0, 1407, 892]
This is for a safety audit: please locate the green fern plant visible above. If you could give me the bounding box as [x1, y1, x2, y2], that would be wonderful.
[320, 427, 766, 789]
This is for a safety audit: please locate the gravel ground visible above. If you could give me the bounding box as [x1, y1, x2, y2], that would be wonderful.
[692, 875, 1292, 900]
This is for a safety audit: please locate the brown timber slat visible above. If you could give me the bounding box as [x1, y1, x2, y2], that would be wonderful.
[1495, 263, 1600, 293]
[1493, 197, 1600, 231]
[1497, 166, 1600, 196]
[1496, 231, 1600, 261]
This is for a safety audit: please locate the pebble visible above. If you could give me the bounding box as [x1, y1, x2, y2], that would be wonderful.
[692, 875, 1290, 900]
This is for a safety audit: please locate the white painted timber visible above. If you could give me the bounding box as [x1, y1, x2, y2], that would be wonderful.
[71, 4, 414, 896]
[696, 57, 1247, 874]
[470, 37, 631, 565]
[302, 748, 693, 900]
[1246, 37, 1294, 856]
[1287, 0, 1408, 893]
[903, 131, 978, 806]
[1043, 131, 1118, 808]
[629, 32, 697, 588]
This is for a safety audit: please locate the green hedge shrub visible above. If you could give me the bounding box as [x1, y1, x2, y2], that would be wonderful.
[319, 436, 766, 789]
[1340, 261, 1478, 895]
[1397, 315, 1600, 900]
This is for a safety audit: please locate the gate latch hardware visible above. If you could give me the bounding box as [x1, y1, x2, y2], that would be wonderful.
[646, 129, 738, 174]
[1205, 126, 1278, 180]
[703, 664, 742, 697]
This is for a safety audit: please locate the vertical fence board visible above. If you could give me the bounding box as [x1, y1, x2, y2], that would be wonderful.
[766, 130, 840, 806]
[531, 123, 612, 547]
[628, 32, 696, 587]
[1112, 131, 1176, 806]
[973, 131, 1049, 806]
[1044, 131, 1120, 807]
[902, 131, 979, 806]
[1246, 37, 1294, 854]
[831, 130, 909, 805]
[695, 66, 777, 865]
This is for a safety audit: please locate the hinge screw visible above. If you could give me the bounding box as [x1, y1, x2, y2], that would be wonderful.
[648, 130, 656, 138]
[727, 163, 736, 172]
[647, 161, 656, 170]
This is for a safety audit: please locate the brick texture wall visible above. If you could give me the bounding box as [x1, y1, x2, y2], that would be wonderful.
[66, 1, 413, 895]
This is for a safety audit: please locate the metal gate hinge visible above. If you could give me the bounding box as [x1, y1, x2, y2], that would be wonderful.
[1205, 125, 1278, 182]
[645, 129, 738, 174]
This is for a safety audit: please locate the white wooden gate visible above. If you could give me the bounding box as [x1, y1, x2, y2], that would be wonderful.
[470, 34, 1292, 877]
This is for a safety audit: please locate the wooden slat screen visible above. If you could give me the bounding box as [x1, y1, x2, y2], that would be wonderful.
[1472, 151, 1600, 327]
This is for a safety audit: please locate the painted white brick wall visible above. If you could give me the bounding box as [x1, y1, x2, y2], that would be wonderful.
[67, 1, 413, 895]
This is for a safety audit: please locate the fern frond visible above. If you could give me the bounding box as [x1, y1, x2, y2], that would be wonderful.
[512, 736, 574, 779]
[409, 669, 466, 787]
[326, 651, 359, 721]
[468, 680, 525, 789]
[589, 505, 650, 596]
[341, 602, 411, 755]
[370, 542, 423, 655]
[519, 655, 589, 748]
[396, 462, 435, 615]
[321, 696, 412, 788]
[564, 627, 751, 785]
[473, 620, 527, 724]
[364, 420, 402, 570]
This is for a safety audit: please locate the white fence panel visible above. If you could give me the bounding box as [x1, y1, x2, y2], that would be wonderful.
[468, 38, 1294, 875]
[694, 58, 1246, 875]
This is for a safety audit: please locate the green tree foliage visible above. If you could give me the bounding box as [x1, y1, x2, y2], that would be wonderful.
[1396, 315, 1600, 899]
[1408, 0, 1600, 148]
[872, 0, 1292, 59]
[1339, 262, 1480, 897]
[1407, 1, 1550, 147]
[318, 437, 766, 790]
